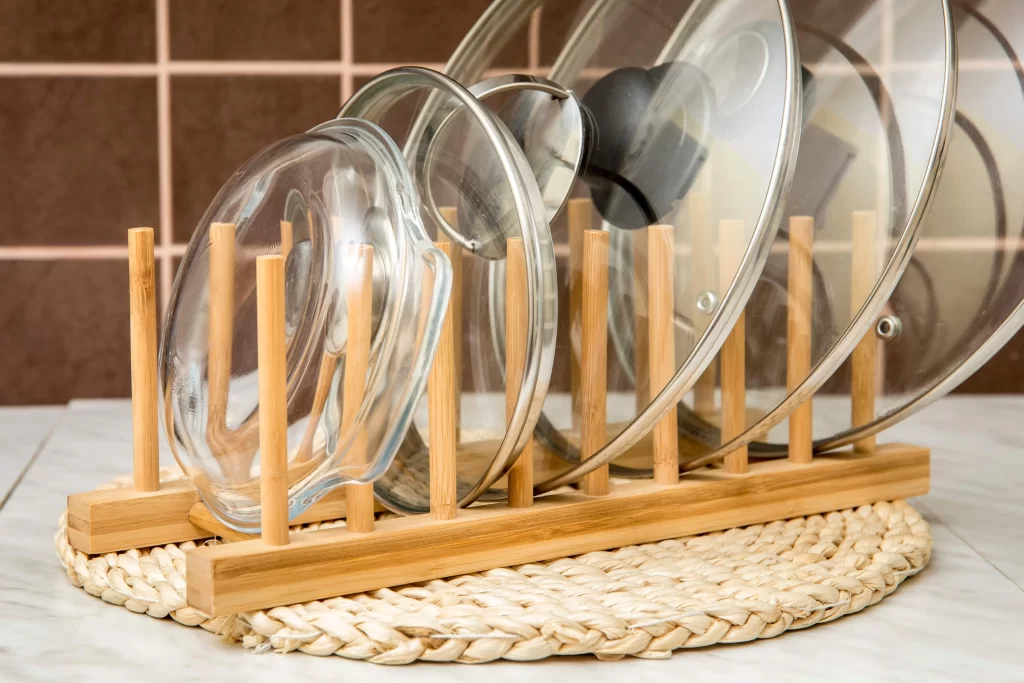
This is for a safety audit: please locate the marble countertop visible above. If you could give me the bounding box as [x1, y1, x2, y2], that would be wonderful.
[1, 397, 1022, 682]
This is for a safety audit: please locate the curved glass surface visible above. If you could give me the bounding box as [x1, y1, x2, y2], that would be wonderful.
[809, 0, 1024, 449]
[444, 0, 800, 493]
[669, 0, 956, 468]
[337, 67, 557, 513]
[161, 119, 451, 531]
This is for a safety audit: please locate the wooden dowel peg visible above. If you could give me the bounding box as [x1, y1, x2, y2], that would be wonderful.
[632, 229, 650, 410]
[343, 245, 376, 533]
[506, 238, 534, 508]
[207, 222, 236, 440]
[689, 192, 717, 415]
[580, 229, 610, 496]
[438, 207, 463, 440]
[430, 240, 459, 519]
[648, 225, 679, 485]
[851, 211, 878, 453]
[787, 217, 815, 464]
[567, 197, 591, 433]
[280, 220, 293, 262]
[256, 255, 289, 546]
[128, 227, 160, 492]
[295, 351, 337, 463]
[719, 219, 748, 474]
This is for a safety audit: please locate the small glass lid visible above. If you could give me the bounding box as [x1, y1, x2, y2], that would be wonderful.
[161, 119, 451, 531]
[337, 67, 557, 513]
[662, 0, 957, 468]
[806, 0, 1024, 449]
[446, 0, 801, 492]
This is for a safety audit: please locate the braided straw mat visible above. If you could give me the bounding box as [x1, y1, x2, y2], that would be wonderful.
[55, 468, 932, 664]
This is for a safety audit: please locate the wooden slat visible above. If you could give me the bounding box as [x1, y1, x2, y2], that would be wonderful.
[567, 198, 591, 433]
[430, 240, 458, 519]
[787, 217, 815, 464]
[689, 192, 717, 415]
[187, 444, 930, 616]
[343, 245, 375, 533]
[648, 224, 678, 485]
[506, 238, 534, 507]
[851, 211, 878, 452]
[719, 219, 748, 474]
[580, 229, 609, 496]
[127, 227, 159, 492]
[256, 255, 289, 546]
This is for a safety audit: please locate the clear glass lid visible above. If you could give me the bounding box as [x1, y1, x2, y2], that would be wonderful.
[337, 67, 557, 513]
[806, 0, 1024, 449]
[666, 0, 957, 468]
[160, 119, 451, 531]
[445, 0, 802, 492]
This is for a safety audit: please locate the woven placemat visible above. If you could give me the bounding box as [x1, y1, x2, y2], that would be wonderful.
[55, 469, 932, 664]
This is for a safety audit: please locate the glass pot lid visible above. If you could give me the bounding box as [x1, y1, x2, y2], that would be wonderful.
[160, 118, 451, 532]
[654, 0, 959, 470]
[802, 0, 1024, 449]
[445, 0, 801, 493]
[337, 67, 557, 514]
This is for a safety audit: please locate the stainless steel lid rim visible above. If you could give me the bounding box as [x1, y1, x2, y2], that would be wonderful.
[533, 0, 805, 493]
[337, 66, 558, 514]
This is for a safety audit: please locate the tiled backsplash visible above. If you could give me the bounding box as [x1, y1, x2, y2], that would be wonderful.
[0, 0, 1018, 405]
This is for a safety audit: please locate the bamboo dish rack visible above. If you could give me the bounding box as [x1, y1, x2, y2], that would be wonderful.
[65, 203, 930, 619]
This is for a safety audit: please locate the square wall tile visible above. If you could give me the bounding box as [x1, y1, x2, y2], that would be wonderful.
[956, 330, 1024, 394]
[0, 0, 154, 62]
[170, 0, 341, 61]
[0, 261, 132, 405]
[171, 76, 341, 241]
[0, 78, 159, 246]
[353, 0, 528, 67]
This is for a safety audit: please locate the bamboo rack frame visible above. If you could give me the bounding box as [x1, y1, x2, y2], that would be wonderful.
[66, 211, 929, 617]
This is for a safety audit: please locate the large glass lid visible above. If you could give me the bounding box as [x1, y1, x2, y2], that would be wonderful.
[664, 0, 957, 469]
[161, 119, 451, 532]
[803, 0, 1024, 450]
[444, 0, 801, 493]
[337, 67, 557, 513]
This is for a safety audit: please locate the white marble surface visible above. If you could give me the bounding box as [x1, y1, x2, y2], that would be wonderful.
[1, 397, 1023, 682]
[0, 406, 65, 505]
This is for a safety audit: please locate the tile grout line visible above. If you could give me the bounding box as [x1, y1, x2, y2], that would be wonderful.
[0, 408, 69, 514]
[915, 497, 1024, 595]
[156, 0, 173, 315]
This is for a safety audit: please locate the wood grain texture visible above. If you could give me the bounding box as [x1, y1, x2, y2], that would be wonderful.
[505, 238, 534, 507]
[580, 229, 609, 496]
[787, 217, 814, 464]
[343, 245, 375, 533]
[279, 220, 293, 262]
[429, 240, 458, 519]
[438, 207, 463, 438]
[295, 352, 337, 463]
[632, 228, 649, 409]
[256, 255, 289, 546]
[127, 227, 159, 492]
[567, 198, 591, 433]
[648, 225, 678, 485]
[689, 192, 717, 415]
[851, 211, 878, 453]
[188, 491, 386, 542]
[719, 219, 748, 474]
[66, 481, 203, 554]
[186, 444, 930, 616]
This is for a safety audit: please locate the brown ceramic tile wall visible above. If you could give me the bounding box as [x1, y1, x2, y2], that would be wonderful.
[0, 0, 1018, 406]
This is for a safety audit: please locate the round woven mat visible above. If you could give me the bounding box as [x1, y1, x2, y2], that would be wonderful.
[56, 469, 932, 664]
